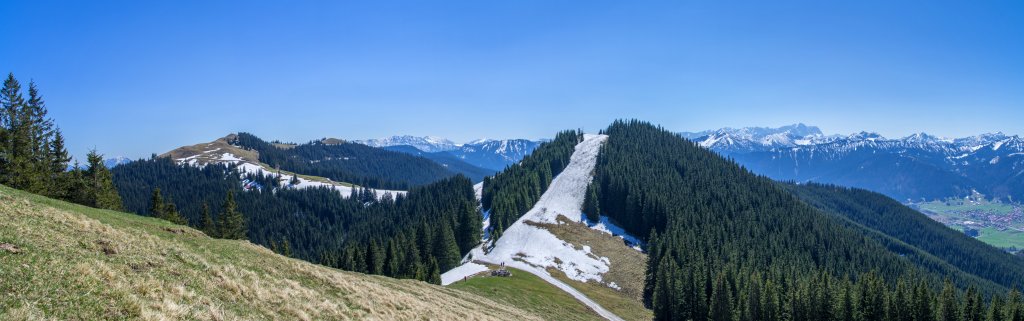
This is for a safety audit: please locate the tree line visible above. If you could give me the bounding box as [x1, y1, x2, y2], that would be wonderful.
[0, 73, 120, 210]
[112, 157, 481, 283]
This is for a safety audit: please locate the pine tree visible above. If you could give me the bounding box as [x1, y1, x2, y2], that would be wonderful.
[426, 257, 442, 284]
[987, 295, 1004, 321]
[200, 202, 215, 236]
[433, 224, 461, 271]
[45, 130, 70, 198]
[282, 238, 292, 257]
[367, 240, 385, 275]
[1, 73, 26, 187]
[24, 80, 53, 194]
[218, 190, 246, 239]
[454, 201, 481, 254]
[149, 188, 166, 218]
[937, 279, 959, 321]
[162, 199, 187, 225]
[86, 150, 122, 210]
[583, 183, 600, 222]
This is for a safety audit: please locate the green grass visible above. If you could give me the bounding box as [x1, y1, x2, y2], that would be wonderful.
[0, 185, 536, 320]
[546, 269, 653, 321]
[976, 227, 1024, 249]
[449, 266, 605, 321]
[918, 200, 1015, 215]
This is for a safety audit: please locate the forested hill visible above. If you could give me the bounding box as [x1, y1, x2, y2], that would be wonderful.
[588, 120, 1024, 320]
[784, 182, 1024, 289]
[112, 157, 481, 284]
[232, 132, 461, 190]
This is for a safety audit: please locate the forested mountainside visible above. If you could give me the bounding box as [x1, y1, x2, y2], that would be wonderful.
[0, 185, 536, 320]
[784, 183, 1024, 289]
[232, 132, 459, 190]
[480, 130, 583, 240]
[383, 145, 494, 182]
[686, 124, 1024, 202]
[112, 157, 481, 283]
[588, 120, 1024, 320]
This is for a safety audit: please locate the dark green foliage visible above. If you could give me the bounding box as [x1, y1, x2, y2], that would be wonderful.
[583, 183, 600, 222]
[0, 73, 98, 207]
[481, 130, 581, 239]
[785, 183, 1024, 290]
[588, 120, 1024, 321]
[232, 133, 459, 189]
[199, 202, 214, 235]
[85, 150, 123, 211]
[112, 157, 482, 284]
[218, 190, 245, 240]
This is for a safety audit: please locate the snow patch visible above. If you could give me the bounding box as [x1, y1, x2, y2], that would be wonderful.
[470, 134, 613, 283]
[585, 215, 644, 250]
[440, 262, 488, 285]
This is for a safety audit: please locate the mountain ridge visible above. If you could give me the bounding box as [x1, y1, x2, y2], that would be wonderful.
[684, 124, 1024, 201]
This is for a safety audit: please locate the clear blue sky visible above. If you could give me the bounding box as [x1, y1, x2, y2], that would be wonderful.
[2, 1, 1022, 160]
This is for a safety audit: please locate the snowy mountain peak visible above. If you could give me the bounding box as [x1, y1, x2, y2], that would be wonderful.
[355, 135, 459, 153]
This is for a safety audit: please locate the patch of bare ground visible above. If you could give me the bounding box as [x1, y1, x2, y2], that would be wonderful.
[526, 215, 653, 320]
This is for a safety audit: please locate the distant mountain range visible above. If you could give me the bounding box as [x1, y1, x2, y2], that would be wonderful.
[683, 124, 1024, 202]
[356, 136, 542, 171]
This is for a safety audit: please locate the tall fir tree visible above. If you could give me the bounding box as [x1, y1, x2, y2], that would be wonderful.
[432, 224, 461, 272]
[200, 202, 215, 236]
[217, 190, 246, 239]
[149, 188, 165, 218]
[86, 150, 122, 211]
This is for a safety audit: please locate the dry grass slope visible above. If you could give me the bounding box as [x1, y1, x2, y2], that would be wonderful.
[0, 185, 538, 321]
[533, 215, 652, 321]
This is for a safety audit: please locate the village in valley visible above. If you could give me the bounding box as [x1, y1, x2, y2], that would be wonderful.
[913, 191, 1024, 252]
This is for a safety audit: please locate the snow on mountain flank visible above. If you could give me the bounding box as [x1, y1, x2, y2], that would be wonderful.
[443, 134, 624, 321]
[175, 151, 404, 199]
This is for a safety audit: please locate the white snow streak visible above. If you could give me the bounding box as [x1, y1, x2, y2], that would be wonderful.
[440, 262, 489, 285]
[454, 134, 624, 321]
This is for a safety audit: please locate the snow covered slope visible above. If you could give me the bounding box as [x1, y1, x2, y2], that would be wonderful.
[164, 134, 404, 199]
[445, 134, 625, 321]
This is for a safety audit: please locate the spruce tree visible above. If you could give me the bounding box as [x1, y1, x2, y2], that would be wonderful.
[583, 183, 600, 222]
[149, 188, 165, 218]
[454, 201, 481, 254]
[937, 279, 959, 321]
[86, 150, 123, 210]
[433, 224, 461, 271]
[24, 80, 53, 194]
[46, 130, 71, 198]
[218, 190, 246, 239]
[200, 202, 215, 236]
[0, 73, 26, 187]
[426, 257, 442, 284]
[162, 200, 187, 225]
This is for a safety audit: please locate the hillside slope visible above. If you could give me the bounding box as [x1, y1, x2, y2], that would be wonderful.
[0, 185, 538, 320]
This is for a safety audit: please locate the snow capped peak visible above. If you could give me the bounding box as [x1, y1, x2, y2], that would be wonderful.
[683, 123, 828, 151]
[847, 131, 886, 141]
[355, 135, 459, 152]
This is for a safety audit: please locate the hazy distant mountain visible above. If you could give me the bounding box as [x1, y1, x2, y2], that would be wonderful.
[686, 124, 1024, 202]
[355, 135, 458, 153]
[104, 156, 132, 168]
[356, 136, 541, 171]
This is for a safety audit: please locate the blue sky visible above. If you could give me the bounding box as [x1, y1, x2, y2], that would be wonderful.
[2, 1, 1022, 160]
